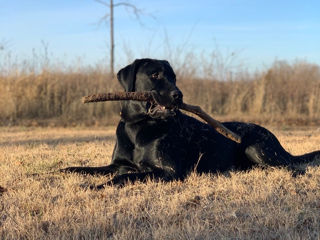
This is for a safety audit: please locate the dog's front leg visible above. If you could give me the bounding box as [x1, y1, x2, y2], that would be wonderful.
[60, 164, 119, 175]
[94, 170, 176, 188]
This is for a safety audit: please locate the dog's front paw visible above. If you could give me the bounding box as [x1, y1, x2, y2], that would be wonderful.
[92, 183, 107, 190]
[105, 177, 128, 188]
[60, 167, 77, 173]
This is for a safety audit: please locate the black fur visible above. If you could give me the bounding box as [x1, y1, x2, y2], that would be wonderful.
[62, 58, 320, 187]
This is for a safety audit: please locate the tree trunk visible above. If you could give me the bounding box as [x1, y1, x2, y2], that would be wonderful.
[110, 0, 114, 78]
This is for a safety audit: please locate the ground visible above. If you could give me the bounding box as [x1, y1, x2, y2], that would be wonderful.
[0, 126, 319, 239]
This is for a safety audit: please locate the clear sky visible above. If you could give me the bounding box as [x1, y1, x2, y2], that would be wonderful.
[1, 0, 320, 72]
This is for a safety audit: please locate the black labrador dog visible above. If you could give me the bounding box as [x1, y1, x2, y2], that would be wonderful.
[62, 58, 320, 186]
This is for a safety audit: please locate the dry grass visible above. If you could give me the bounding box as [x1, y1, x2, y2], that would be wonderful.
[0, 126, 320, 239]
[1, 60, 320, 127]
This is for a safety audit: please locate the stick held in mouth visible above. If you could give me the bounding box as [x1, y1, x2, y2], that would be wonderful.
[82, 92, 154, 103]
[82, 92, 241, 143]
[179, 103, 241, 143]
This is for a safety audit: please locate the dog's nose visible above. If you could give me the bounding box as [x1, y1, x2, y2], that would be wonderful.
[171, 90, 183, 102]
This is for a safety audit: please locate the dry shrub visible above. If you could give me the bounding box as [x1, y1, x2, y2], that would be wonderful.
[0, 59, 320, 126]
[179, 60, 320, 125]
[0, 69, 121, 126]
[259, 61, 320, 118]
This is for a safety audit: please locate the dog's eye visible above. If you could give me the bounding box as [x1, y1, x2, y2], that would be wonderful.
[151, 72, 159, 79]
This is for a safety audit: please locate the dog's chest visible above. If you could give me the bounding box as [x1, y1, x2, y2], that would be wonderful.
[125, 121, 171, 146]
[124, 120, 188, 165]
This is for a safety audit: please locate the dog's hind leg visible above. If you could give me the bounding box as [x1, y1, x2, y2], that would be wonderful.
[244, 143, 320, 175]
[244, 144, 291, 167]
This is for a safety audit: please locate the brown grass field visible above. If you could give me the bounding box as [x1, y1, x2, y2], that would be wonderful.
[1, 59, 320, 127]
[0, 126, 319, 239]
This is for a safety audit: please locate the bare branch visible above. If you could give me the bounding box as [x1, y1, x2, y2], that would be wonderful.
[97, 13, 110, 25]
[113, 2, 138, 8]
[95, 0, 110, 7]
[114, 2, 146, 25]
[95, 1, 144, 21]
[113, 2, 143, 18]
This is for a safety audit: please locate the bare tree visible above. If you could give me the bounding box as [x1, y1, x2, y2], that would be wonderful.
[95, 0, 144, 78]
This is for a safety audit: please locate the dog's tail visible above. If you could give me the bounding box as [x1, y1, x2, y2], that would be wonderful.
[290, 151, 320, 172]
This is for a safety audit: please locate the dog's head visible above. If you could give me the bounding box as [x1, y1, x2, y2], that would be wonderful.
[117, 58, 183, 120]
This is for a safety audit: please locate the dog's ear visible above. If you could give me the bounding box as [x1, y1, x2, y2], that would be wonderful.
[117, 59, 145, 91]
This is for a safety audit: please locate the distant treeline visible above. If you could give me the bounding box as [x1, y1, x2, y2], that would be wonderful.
[1, 60, 320, 126]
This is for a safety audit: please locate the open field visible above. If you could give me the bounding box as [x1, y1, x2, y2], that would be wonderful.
[0, 126, 320, 239]
[1, 60, 320, 127]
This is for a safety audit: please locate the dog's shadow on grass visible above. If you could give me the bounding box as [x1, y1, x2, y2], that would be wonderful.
[0, 135, 115, 147]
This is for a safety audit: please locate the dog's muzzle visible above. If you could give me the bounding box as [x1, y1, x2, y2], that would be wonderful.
[147, 90, 182, 119]
[171, 90, 183, 106]
[147, 102, 178, 119]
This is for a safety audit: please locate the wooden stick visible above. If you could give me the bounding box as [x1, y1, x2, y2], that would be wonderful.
[82, 92, 154, 103]
[179, 103, 241, 143]
[82, 92, 241, 143]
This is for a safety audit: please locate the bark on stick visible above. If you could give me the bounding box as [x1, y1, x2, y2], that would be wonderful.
[82, 92, 241, 143]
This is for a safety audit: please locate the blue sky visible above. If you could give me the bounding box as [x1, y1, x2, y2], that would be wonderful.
[1, 0, 320, 72]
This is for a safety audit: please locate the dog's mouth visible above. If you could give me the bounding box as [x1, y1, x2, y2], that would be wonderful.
[147, 102, 178, 119]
